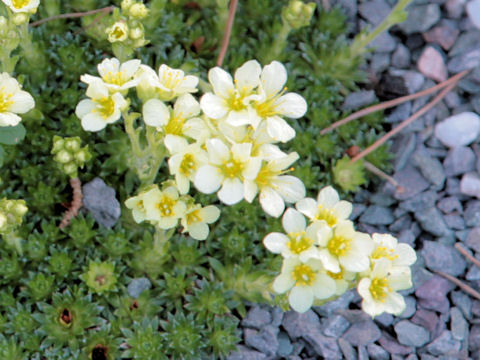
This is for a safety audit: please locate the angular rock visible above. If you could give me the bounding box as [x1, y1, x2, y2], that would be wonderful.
[469, 324, 480, 351]
[434, 112, 480, 148]
[417, 46, 447, 82]
[448, 49, 480, 72]
[399, 296, 416, 319]
[314, 290, 355, 316]
[228, 346, 266, 360]
[426, 330, 461, 356]
[359, 205, 394, 225]
[341, 320, 381, 346]
[467, 0, 480, 29]
[446, 0, 466, 19]
[394, 320, 430, 347]
[244, 326, 279, 356]
[411, 149, 445, 188]
[242, 306, 272, 330]
[367, 343, 390, 360]
[127, 277, 151, 298]
[358, 0, 391, 25]
[443, 146, 476, 176]
[451, 291, 473, 319]
[415, 275, 456, 312]
[389, 70, 425, 94]
[399, 4, 440, 34]
[303, 329, 342, 359]
[450, 307, 468, 340]
[389, 214, 412, 233]
[393, 166, 430, 201]
[423, 23, 459, 50]
[392, 133, 416, 171]
[449, 30, 480, 57]
[282, 310, 320, 339]
[338, 338, 357, 360]
[411, 309, 439, 333]
[437, 197, 462, 214]
[342, 90, 376, 111]
[322, 314, 350, 338]
[465, 200, 480, 227]
[414, 207, 450, 237]
[444, 214, 465, 230]
[82, 177, 121, 228]
[378, 332, 414, 355]
[466, 227, 480, 253]
[392, 44, 411, 69]
[399, 190, 437, 212]
[371, 52, 391, 73]
[466, 264, 480, 280]
[460, 172, 480, 198]
[277, 332, 293, 357]
[374, 312, 394, 327]
[421, 240, 467, 277]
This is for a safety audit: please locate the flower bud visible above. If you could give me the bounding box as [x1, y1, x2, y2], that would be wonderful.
[0, 213, 6, 231]
[13, 202, 28, 217]
[56, 150, 72, 164]
[13, 13, 29, 26]
[129, 3, 149, 19]
[282, 0, 316, 30]
[74, 150, 87, 163]
[65, 138, 80, 152]
[129, 26, 144, 40]
[51, 137, 64, 153]
[63, 163, 78, 177]
[0, 16, 8, 30]
[121, 0, 134, 12]
[107, 21, 129, 43]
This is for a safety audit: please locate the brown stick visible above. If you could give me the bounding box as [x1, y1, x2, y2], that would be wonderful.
[455, 243, 480, 268]
[364, 161, 404, 192]
[59, 178, 83, 229]
[216, 0, 239, 67]
[30, 6, 114, 27]
[351, 81, 458, 163]
[435, 271, 480, 301]
[320, 70, 470, 136]
[73, 9, 111, 35]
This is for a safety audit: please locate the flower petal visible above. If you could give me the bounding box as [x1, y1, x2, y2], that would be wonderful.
[234, 60, 261, 89]
[260, 187, 285, 218]
[208, 67, 234, 97]
[274, 175, 306, 203]
[263, 232, 288, 253]
[289, 286, 314, 313]
[143, 99, 170, 127]
[266, 116, 295, 143]
[282, 208, 306, 233]
[81, 113, 107, 132]
[274, 93, 307, 118]
[218, 178, 244, 205]
[194, 165, 222, 194]
[273, 273, 295, 294]
[261, 61, 287, 97]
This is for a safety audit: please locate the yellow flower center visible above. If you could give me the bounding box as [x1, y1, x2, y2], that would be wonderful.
[220, 158, 244, 179]
[160, 70, 183, 90]
[292, 264, 316, 287]
[179, 153, 196, 176]
[255, 165, 276, 188]
[0, 88, 13, 113]
[254, 87, 286, 118]
[287, 231, 313, 255]
[186, 209, 202, 225]
[12, 0, 29, 9]
[164, 113, 185, 135]
[327, 268, 344, 280]
[155, 196, 176, 217]
[327, 235, 351, 257]
[94, 97, 115, 119]
[111, 25, 127, 40]
[136, 200, 144, 211]
[369, 277, 392, 302]
[315, 205, 337, 227]
[103, 71, 126, 86]
[371, 246, 398, 261]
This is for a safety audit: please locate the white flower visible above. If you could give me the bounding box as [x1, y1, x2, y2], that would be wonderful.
[143, 93, 202, 138]
[370, 233, 417, 267]
[136, 64, 199, 101]
[245, 145, 305, 217]
[2, 0, 39, 13]
[125, 187, 157, 223]
[75, 81, 128, 132]
[0, 72, 34, 127]
[194, 139, 261, 205]
[317, 220, 373, 273]
[181, 204, 220, 240]
[252, 61, 307, 142]
[107, 21, 129, 42]
[326, 267, 356, 296]
[296, 186, 352, 227]
[143, 186, 187, 229]
[273, 257, 336, 313]
[164, 135, 208, 194]
[81, 58, 141, 93]
[357, 259, 412, 317]
[200, 60, 261, 127]
[263, 208, 322, 262]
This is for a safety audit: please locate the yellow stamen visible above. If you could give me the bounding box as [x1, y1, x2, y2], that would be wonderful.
[315, 205, 338, 227]
[292, 264, 316, 287]
[186, 209, 202, 225]
[369, 277, 392, 302]
[287, 231, 313, 255]
[94, 97, 115, 119]
[12, 0, 29, 8]
[0, 87, 14, 113]
[155, 196, 176, 217]
[103, 71, 126, 86]
[327, 235, 351, 257]
[371, 246, 399, 261]
[220, 158, 244, 179]
[179, 153, 196, 176]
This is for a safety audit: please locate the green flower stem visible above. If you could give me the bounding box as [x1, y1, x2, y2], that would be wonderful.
[350, 0, 412, 57]
[3, 231, 23, 255]
[153, 227, 174, 255]
[123, 111, 143, 158]
[263, 21, 291, 63]
[0, 48, 17, 74]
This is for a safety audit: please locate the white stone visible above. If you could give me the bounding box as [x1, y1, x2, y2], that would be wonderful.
[460, 172, 480, 198]
[467, 0, 480, 29]
[434, 112, 480, 148]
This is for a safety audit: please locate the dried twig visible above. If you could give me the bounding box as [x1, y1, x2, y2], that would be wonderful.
[455, 243, 480, 268]
[30, 6, 114, 27]
[59, 178, 83, 229]
[364, 161, 404, 193]
[216, 0, 239, 67]
[320, 70, 470, 136]
[73, 9, 111, 35]
[435, 271, 480, 301]
[351, 81, 458, 163]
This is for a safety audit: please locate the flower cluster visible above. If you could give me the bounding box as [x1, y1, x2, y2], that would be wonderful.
[0, 198, 28, 236]
[264, 186, 416, 316]
[0, 72, 34, 127]
[51, 136, 91, 178]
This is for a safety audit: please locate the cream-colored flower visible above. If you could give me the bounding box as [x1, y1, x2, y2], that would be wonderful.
[180, 204, 220, 240]
[136, 64, 198, 101]
[0, 72, 34, 127]
[164, 135, 208, 195]
[2, 0, 39, 13]
[263, 208, 322, 262]
[200, 60, 261, 127]
[245, 145, 305, 217]
[107, 21, 129, 43]
[125, 187, 157, 223]
[81, 58, 141, 93]
[317, 220, 373, 274]
[370, 233, 417, 268]
[296, 186, 352, 228]
[326, 267, 356, 296]
[75, 81, 128, 132]
[143, 186, 187, 229]
[252, 61, 307, 142]
[357, 259, 412, 317]
[273, 257, 336, 313]
[193, 139, 261, 205]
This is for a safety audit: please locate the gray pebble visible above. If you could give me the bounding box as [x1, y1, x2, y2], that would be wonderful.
[322, 314, 350, 338]
[443, 214, 466, 230]
[399, 4, 441, 34]
[350, 203, 366, 221]
[465, 200, 480, 226]
[342, 90, 377, 111]
[455, 229, 470, 242]
[228, 345, 267, 360]
[414, 207, 451, 237]
[341, 320, 381, 346]
[411, 309, 440, 333]
[393, 166, 430, 200]
[303, 330, 342, 359]
[450, 307, 468, 340]
[241, 306, 272, 330]
[358, 0, 391, 25]
[411, 149, 446, 188]
[387, 102, 412, 124]
[244, 326, 278, 356]
[371, 52, 391, 72]
[389, 69, 425, 94]
[421, 240, 467, 276]
[270, 306, 283, 327]
[469, 324, 480, 350]
[451, 291, 473, 319]
[399, 296, 417, 319]
[367, 343, 390, 360]
[437, 197, 463, 214]
[82, 177, 121, 228]
[392, 44, 411, 69]
[466, 227, 480, 252]
[374, 312, 394, 327]
[127, 277, 151, 298]
[338, 338, 357, 360]
[392, 133, 416, 171]
[449, 30, 480, 57]
[394, 320, 430, 347]
[443, 146, 476, 176]
[466, 264, 480, 280]
[400, 190, 437, 212]
[359, 205, 394, 225]
[277, 332, 293, 357]
[358, 345, 369, 360]
[415, 275, 456, 312]
[378, 332, 414, 355]
[389, 214, 412, 233]
[448, 48, 480, 72]
[369, 33, 397, 53]
[426, 330, 461, 356]
[314, 290, 355, 316]
[397, 229, 416, 247]
[282, 310, 320, 339]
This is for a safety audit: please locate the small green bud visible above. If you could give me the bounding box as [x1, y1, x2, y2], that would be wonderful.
[63, 163, 78, 177]
[0, 16, 8, 30]
[129, 3, 149, 19]
[12, 13, 29, 26]
[64, 138, 80, 152]
[55, 150, 72, 164]
[282, 0, 316, 30]
[74, 150, 87, 163]
[51, 136, 64, 153]
[121, 0, 134, 12]
[0, 213, 6, 232]
[13, 202, 28, 217]
[81, 261, 117, 294]
[129, 26, 144, 40]
[332, 156, 366, 192]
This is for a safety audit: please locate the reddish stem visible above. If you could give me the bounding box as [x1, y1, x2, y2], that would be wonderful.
[59, 178, 83, 229]
[216, 0, 239, 67]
